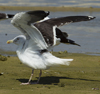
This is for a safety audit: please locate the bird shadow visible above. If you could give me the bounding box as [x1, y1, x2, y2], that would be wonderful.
[17, 76, 64, 85]
[17, 76, 100, 85]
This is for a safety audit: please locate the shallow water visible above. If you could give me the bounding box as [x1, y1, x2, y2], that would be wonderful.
[0, 11, 99, 55]
[0, 0, 100, 8]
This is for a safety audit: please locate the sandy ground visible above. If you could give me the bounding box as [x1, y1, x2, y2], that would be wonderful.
[0, 6, 100, 12]
[0, 52, 100, 94]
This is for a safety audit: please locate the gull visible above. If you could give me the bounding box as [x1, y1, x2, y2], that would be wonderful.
[0, 10, 95, 85]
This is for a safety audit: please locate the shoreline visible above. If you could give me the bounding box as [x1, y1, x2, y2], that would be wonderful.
[0, 6, 100, 12]
[0, 49, 100, 56]
[0, 50, 100, 94]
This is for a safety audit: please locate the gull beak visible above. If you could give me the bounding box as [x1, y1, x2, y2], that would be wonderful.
[6, 40, 13, 44]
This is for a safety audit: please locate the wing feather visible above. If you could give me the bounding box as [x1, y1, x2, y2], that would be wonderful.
[11, 12, 96, 48]
[14, 23, 48, 49]
[34, 16, 95, 46]
[10, 11, 51, 49]
[41, 16, 96, 27]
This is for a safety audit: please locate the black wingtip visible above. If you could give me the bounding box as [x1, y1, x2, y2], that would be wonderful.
[26, 10, 50, 19]
[76, 43, 81, 47]
[71, 42, 81, 47]
[7, 14, 14, 18]
[46, 11, 50, 16]
[68, 39, 81, 46]
[27, 10, 50, 16]
[0, 13, 14, 20]
[88, 16, 96, 20]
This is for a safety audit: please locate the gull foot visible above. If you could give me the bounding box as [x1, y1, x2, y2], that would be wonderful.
[20, 82, 38, 85]
[20, 82, 30, 85]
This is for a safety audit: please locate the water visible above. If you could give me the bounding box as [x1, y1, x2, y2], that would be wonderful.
[52, 11, 100, 55]
[0, 0, 100, 8]
[0, 11, 99, 55]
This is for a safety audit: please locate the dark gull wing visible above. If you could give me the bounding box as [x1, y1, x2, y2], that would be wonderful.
[42, 16, 96, 27]
[56, 28, 80, 46]
[34, 22, 55, 46]
[34, 16, 95, 46]
[26, 10, 50, 24]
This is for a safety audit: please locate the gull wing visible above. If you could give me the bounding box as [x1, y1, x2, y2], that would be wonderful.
[0, 10, 50, 22]
[0, 13, 14, 20]
[11, 11, 50, 49]
[41, 16, 96, 27]
[34, 16, 96, 46]
[0, 10, 50, 49]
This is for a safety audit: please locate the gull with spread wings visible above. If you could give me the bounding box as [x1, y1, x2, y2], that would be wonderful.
[0, 10, 95, 85]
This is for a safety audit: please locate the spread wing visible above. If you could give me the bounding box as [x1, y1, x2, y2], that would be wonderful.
[11, 11, 50, 49]
[41, 16, 95, 27]
[34, 16, 96, 46]
[0, 11, 95, 49]
[0, 10, 50, 21]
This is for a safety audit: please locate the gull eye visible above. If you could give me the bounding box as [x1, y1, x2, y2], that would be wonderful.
[17, 38, 19, 40]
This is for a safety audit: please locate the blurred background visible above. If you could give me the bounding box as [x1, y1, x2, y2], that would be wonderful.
[0, 0, 100, 7]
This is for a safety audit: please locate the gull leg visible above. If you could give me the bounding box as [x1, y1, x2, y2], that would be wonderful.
[30, 70, 42, 84]
[20, 69, 34, 85]
[28, 69, 34, 83]
[37, 70, 42, 84]
[20, 69, 42, 85]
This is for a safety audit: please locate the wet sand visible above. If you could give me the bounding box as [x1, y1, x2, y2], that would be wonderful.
[0, 53, 100, 94]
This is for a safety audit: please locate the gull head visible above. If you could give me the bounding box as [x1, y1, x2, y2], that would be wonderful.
[7, 35, 26, 45]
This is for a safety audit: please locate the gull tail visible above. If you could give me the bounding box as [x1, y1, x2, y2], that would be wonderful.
[44, 52, 73, 66]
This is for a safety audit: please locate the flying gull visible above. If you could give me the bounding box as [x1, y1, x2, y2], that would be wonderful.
[0, 10, 95, 85]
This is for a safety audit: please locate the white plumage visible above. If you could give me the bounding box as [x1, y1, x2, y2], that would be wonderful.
[6, 11, 74, 85]
[14, 35, 72, 70]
